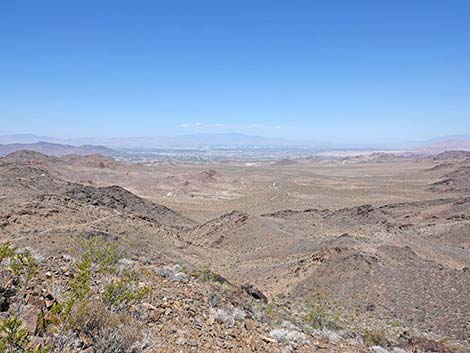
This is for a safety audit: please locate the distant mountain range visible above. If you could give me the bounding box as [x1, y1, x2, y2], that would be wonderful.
[0, 141, 117, 157]
[0, 133, 292, 149]
[416, 138, 470, 154]
[1, 133, 470, 153]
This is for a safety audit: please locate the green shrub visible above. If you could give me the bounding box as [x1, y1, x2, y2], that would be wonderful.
[9, 249, 38, 281]
[0, 315, 50, 353]
[265, 302, 280, 323]
[0, 238, 147, 353]
[50, 239, 121, 326]
[78, 238, 122, 274]
[194, 265, 219, 282]
[0, 315, 30, 352]
[102, 273, 150, 310]
[69, 256, 92, 300]
[0, 242, 38, 280]
[0, 241, 16, 263]
[303, 291, 342, 330]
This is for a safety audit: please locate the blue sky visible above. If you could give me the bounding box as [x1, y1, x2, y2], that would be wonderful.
[1, 1, 469, 144]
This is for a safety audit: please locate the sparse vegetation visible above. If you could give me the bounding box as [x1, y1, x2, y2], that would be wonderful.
[362, 329, 389, 348]
[269, 328, 308, 348]
[0, 244, 50, 353]
[157, 264, 188, 282]
[302, 291, 342, 330]
[77, 237, 122, 274]
[193, 264, 220, 282]
[0, 242, 38, 287]
[265, 302, 276, 321]
[0, 242, 16, 263]
[1, 149, 468, 352]
[102, 273, 151, 310]
[71, 301, 145, 353]
[0, 315, 32, 353]
[209, 307, 246, 328]
[0, 239, 149, 353]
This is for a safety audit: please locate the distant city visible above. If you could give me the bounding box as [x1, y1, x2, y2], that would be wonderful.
[1, 132, 470, 162]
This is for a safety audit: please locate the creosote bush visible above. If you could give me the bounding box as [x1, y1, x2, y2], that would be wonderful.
[102, 272, 151, 311]
[0, 315, 31, 352]
[0, 239, 150, 353]
[77, 237, 122, 274]
[0, 316, 51, 352]
[0, 243, 49, 353]
[0, 242, 16, 263]
[302, 291, 342, 330]
[193, 265, 220, 282]
[0, 241, 38, 284]
[51, 238, 149, 352]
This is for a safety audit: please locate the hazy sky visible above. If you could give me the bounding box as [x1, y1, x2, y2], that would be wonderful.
[1, 1, 469, 144]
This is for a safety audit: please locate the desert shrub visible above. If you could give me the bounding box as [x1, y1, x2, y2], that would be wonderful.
[157, 264, 188, 282]
[35, 310, 50, 338]
[0, 241, 16, 263]
[73, 301, 144, 353]
[64, 238, 123, 313]
[116, 258, 135, 275]
[48, 254, 93, 326]
[11, 249, 38, 281]
[194, 265, 219, 282]
[0, 242, 37, 283]
[209, 307, 231, 323]
[209, 307, 246, 328]
[45, 240, 113, 334]
[1, 238, 150, 353]
[0, 315, 30, 352]
[362, 329, 389, 348]
[69, 256, 92, 300]
[0, 245, 49, 353]
[0, 315, 50, 353]
[0, 244, 38, 317]
[102, 272, 150, 310]
[303, 291, 342, 330]
[269, 328, 308, 348]
[265, 302, 279, 323]
[78, 238, 122, 274]
[207, 293, 222, 308]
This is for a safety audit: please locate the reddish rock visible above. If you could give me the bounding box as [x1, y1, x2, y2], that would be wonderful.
[19, 304, 40, 335]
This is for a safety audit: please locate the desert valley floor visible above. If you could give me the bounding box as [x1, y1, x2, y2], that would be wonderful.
[1, 150, 469, 352]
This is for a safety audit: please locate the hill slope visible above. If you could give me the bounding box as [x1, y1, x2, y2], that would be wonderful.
[0, 142, 117, 157]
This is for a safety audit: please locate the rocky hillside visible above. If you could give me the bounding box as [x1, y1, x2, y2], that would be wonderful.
[187, 197, 470, 350]
[0, 239, 380, 353]
[431, 166, 470, 192]
[1, 152, 468, 352]
[2, 238, 457, 353]
[64, 184, 195, 230]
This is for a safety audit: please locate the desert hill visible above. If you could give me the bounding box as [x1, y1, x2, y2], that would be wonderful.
[60, 154, 121, 169]
[432, 150, 470, 162]
[64, 184, 195, 229]
[1, 150, 469, 352]
[0, 141, 117, 157]
[2, 150, 59, 163]
[418, 139, 470, 154]
[185, 196, 470, 343]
